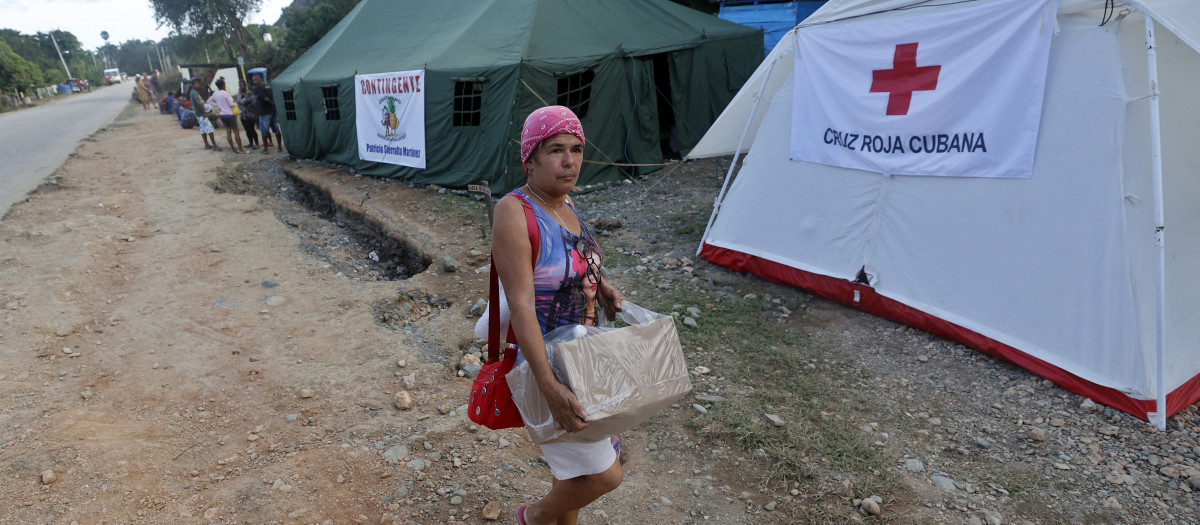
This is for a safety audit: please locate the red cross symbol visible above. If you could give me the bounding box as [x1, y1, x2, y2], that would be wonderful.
[870, 43, 941, 116]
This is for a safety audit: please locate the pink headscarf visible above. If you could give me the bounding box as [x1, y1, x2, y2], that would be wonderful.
[521, 105, 585, 166]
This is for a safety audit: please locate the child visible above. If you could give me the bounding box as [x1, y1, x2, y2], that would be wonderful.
[207, 78, 248, 154]
[190, 77, 219, 151]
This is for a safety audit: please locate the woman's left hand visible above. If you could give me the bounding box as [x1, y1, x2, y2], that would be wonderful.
[597, 281, 625, 322]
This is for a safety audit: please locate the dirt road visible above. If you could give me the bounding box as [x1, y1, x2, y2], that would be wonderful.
[7, 95, 1198, 525]
[0, 100, 788, 524]
[0, 84, 132, 217]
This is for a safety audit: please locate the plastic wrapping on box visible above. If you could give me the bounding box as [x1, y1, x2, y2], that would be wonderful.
[507, 302, 692, 445]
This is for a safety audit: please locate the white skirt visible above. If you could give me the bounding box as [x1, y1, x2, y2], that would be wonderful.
[539, 439, 616, 480]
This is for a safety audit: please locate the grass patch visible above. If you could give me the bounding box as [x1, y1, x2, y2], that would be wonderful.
[627, 284, 898, 487]
[601, 250, 639, 271]
[977, 461, 1068, 499]
[428, 192, 487, 224]
[106, 99, 143, 127]
[666, 211, 705, 236]
[640, 288, 802, 354]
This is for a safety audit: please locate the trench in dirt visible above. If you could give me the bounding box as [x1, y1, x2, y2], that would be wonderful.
[211, 160, 432, 282]
[211, 160, 473, 369]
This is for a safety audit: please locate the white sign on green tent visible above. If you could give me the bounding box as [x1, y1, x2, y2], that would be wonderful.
[355, 70, 426, 169]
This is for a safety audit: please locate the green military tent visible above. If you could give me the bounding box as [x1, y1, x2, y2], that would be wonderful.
[271, 0, 762, 192]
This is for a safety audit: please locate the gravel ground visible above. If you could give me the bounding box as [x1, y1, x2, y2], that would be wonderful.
[568, 158, 1200, 525]
[203, 154, 1200, 524]
[8, 98, 1196, 524]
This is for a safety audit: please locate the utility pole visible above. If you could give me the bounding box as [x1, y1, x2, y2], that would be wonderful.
[50, 30, 73, 79]
[147, 53, 154, 72]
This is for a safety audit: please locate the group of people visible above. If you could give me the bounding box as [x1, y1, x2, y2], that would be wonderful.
[133, 71, 162, 111]
[156, 72, 283, 155]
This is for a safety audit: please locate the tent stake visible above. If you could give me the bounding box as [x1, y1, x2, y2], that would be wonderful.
[467, 180, 494, 228]
[1144, 13, 1168, 431]
[696, 58, 779, 257]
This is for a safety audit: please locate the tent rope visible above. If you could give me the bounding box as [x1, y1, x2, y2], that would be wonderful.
[517, 80, 674, 171]
[1099, 0, 1115, 26]
[508, 138, 673, 171]
[520, 78, 549, 106]
[583, 159, 673, 167]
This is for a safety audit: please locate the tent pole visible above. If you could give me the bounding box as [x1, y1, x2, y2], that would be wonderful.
[697, 57, 779, 257]
[1144, 14, 1168, 431]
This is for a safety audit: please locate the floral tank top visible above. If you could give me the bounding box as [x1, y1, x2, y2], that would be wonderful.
[514, 189, 603, 335]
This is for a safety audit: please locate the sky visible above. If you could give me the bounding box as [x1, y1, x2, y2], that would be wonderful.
[0, 0, 293, 50]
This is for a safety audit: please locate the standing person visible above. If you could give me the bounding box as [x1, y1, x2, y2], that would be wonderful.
[141, 73, 156, 101]
[492, 106, 626, 525]
[236, 83, 260, 149]
[150, 70, 163, 98]
[189, 78, 219, 151]
[134, 75, 150, 110]
[207, 78, 247, 154]
[252, 73, 282, 154]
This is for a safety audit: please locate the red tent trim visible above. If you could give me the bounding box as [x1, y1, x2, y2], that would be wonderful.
[700, 243, 1200, 420]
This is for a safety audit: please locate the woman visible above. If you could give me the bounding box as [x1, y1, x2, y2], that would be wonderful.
[236, 84, 260, 149]
[207, 78, 248, 153]
[134, 75, 150, 110]
[141, 73, 156, 100]
[493, 106, 625, 525]
[189, 77, 218, 151]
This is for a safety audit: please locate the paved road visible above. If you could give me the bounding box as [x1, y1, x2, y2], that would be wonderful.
[0, 84, 135, 217]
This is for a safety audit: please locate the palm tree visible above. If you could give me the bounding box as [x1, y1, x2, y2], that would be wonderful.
[100, 31, 110, 68]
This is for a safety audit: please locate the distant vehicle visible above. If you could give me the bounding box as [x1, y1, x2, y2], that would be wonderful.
[104, 68, 122, 84]
[66, 79, 82, 93]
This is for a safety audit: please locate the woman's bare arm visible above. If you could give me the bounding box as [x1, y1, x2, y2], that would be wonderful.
[493, 196, 590, 432]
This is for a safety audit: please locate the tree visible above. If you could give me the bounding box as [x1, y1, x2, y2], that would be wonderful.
[0, 28, 105, 87]
[0, 29, 54, 73]
[280, 0, 358, 55]
[114, 39, 163, 75]
[149, 0, 262, 57]
[0, 39, 45, 93]
[99, 42, 117, 69]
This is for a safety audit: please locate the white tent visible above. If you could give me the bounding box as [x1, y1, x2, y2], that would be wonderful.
[689, 0, 1200, 428]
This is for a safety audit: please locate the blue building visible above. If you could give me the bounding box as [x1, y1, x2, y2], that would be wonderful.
[717, 1, 827, 54]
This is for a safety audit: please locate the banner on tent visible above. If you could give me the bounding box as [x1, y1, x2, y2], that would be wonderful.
[355, 70, 426, 169]
[790, 0, 1057, 178]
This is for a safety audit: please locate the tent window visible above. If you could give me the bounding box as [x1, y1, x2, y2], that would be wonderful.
[557, 69, 594, 118]
[282, 89, 297, 121]
[453, 81, 483, 127]
[321, 85, 340, 121]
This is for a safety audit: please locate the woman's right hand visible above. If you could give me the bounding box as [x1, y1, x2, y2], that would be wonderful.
[542, 380, 590, 433]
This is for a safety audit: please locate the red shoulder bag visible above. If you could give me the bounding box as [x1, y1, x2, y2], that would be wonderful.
[468, 194, 538, 430]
